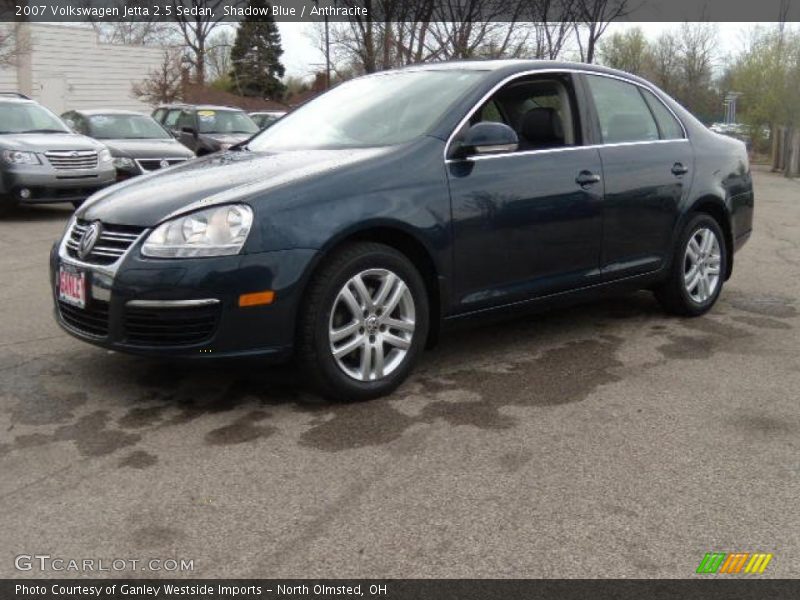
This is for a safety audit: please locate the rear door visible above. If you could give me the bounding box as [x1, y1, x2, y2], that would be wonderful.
[582, 74, 693, 278]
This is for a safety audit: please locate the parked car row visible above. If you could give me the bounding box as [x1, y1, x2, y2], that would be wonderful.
[1, 94, 284, 216]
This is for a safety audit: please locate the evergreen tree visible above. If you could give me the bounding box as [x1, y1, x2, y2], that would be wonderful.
[230, 0, 286, 99]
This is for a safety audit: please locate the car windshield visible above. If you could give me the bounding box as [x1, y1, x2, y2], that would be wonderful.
[196, 110, 259, 135]
[0, 102, 70, 134]
[247, 70, 485, 151]
[88, 114, 171, 139]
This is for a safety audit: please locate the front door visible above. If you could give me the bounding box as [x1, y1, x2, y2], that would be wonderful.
[447, 73, 604, 312]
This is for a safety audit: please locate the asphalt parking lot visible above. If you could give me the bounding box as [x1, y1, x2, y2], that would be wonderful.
[0, 166, 798, 579]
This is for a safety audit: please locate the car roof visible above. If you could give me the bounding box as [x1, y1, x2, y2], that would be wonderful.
[156, 104, 244, 112]
[0, 97, 35, 105]
[395, 59, 645, 83]
[71, 109, 147, 117]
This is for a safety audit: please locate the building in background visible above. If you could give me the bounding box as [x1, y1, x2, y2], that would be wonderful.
[0, 24, 165, 114]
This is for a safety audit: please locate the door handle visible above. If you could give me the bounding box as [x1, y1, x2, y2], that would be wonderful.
[671, 162, 689, 176]
[575, 170, 601, 186]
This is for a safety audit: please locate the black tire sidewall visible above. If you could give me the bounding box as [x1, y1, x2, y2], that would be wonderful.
[674, 214, 728, 315]
[307, 245, 429, 401]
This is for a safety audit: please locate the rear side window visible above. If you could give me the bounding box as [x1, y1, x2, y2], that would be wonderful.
[640, 88, 684, 140]
[585, 75, 659, 144]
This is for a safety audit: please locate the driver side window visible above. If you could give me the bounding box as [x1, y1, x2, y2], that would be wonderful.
[474, 75, 580, 152]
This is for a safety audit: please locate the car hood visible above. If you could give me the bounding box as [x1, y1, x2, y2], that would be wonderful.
[80, 147, 390, 227]
[0, 132, 106, 152]
[101, 138, 195, 159]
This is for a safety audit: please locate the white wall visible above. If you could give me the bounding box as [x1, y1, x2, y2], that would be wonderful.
[24, 24, 164, 114]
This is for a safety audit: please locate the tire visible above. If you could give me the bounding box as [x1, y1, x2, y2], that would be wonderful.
[654, 213, 728, 316]
[297, 242, 430, 402]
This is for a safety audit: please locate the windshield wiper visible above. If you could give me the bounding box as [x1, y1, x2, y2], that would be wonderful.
[20, 128, 67, 134]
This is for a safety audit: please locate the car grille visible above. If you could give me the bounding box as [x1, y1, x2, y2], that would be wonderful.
[135, 158, 188, 172]
[45, 150, 98, 170]
[123, 304, 220, 346]
[58, 299, 109, 338]
[65, 220, 145, 265]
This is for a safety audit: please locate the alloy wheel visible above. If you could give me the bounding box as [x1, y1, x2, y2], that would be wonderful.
[683, 227, 722, 304]
[328, 268, 416, 382]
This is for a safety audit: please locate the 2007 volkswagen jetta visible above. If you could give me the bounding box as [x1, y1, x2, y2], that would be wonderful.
[51, 61, 754, 401]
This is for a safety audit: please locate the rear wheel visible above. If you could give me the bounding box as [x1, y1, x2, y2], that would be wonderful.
[655, 213, 727, 316]
[297, 242, 429, 401]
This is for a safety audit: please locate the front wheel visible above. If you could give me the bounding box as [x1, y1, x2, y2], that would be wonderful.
[654, 213, 727, 316]
[297, 242, 429, 402]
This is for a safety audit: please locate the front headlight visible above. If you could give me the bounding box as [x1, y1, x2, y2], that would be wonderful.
[113, 156, 135, 169]
[98, 148, 113, 163]
[142, 204, 254, 258]
[2, 150, 40, 165]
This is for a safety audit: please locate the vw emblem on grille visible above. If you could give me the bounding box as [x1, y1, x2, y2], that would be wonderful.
[78, 221, 102, 260]
[159, 159, 170, 169]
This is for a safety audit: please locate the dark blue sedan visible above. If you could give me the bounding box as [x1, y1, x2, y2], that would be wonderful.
[51, 60, 754, 401]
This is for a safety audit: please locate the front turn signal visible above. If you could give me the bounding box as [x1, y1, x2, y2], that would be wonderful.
[238, 290, 275, 307]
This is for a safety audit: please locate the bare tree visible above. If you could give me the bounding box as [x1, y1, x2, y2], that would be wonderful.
[206, 27, 235, 82]
[572, 0, 631, 63]
[131, 47, 185, 104]
[80, 0, 178, 45]
[172, 0, 244, 85]
[0, 23, 29, 69]
[0, 25, 16, 68]
[645, 30, 680, 95]
[521, 0, 577, 60]
[92, 21, 178, 46]
[675, 23, 717, 115]
[318, 0, 534, 75]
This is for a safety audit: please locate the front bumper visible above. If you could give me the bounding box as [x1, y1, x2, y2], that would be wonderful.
[2, 163, 116, 204]
[50, 238, 317, 360]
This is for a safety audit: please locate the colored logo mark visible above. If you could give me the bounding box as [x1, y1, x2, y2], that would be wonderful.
[696, 552, 773, 574]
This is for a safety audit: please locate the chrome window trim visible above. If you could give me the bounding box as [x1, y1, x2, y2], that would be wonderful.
[126, 299, 220, 308]
[443, 67, 689, 163]
[446, 138, 690, 164]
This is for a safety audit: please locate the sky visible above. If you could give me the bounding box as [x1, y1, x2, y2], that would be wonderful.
[276, 21, 768, 80]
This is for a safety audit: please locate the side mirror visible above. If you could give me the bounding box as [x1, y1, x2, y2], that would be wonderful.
[455, 122, 518, 158]
[181, 126, 196, 136]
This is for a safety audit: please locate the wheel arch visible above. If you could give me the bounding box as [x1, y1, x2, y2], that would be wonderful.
[685, 195, 735, 280]
[301, 223, 445, 348]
